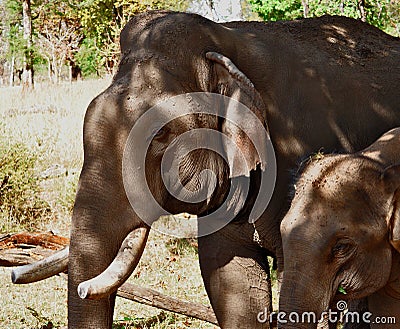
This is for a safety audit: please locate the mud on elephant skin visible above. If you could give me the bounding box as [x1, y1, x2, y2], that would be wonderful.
[280, 128, 400, 329]
[11, 10, 400, 329]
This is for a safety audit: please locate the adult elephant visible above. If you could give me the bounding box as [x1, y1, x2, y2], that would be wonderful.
[279, 128, 400, 329]
[11, 10, 400, 329]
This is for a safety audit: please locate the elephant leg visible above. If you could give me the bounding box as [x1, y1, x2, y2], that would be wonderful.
[198, 224, 272, 329]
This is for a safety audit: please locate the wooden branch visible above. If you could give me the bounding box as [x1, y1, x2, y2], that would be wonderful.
[0, 245, 56, 267]
[0, 232, 69, 250]
[117, 282, 218, 325]
[0, 232, 69, 267]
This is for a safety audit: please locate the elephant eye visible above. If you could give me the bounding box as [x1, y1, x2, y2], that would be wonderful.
[151, 126, 170, 141]
[332, 240, 354, 258]
[154, 128, 165, 137]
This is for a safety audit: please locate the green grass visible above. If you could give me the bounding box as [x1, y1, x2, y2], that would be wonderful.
[165, 237, 198, 256]
[0, 80, 217, 328]
[0, 140, 53, 232]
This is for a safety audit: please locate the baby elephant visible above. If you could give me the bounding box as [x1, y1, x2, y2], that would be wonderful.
[279, 128, 400, 329]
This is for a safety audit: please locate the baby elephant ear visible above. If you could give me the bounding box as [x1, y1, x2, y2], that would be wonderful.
[206, 52, 269, 178]
[382, 164, 400, 253]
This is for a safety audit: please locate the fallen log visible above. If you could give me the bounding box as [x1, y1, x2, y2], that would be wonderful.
[2, 232, 219, 326]
[0, 245, 57, 266]
[118, 282, 218, 325]
[0, 232, 69, 250]
[0, 232, 69, 267]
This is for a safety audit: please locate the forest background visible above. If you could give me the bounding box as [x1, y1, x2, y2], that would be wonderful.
[0, 0, 399, 90]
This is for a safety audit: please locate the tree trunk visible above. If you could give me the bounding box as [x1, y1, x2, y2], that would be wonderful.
[46, 57, 53, 83]
[0, 60, 4, 86]
[57, 52, 66, 83]
[302, 0, 309, 18]
[52, 55, 58, 84]
[69, 64, 72, 83]
[358, 0, 367, 22]
[188, 0, 243, 22]
[22, 0, 34, 91]
[9, 56, 15, 87]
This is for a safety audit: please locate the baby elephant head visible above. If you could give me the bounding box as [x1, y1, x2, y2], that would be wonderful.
[279, 130, 400, 329]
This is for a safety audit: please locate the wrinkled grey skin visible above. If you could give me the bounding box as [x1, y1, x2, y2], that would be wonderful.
[280, 128, 400, 329]
[69, 10, 400, 328]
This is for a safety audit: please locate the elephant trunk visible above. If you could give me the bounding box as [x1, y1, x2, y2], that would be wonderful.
[77, 226, 149, 300]
[11, 246, 69, 284]
[278, 270, 332, 329]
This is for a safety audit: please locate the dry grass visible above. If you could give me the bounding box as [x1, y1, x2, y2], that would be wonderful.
[114, 231, 215, 329]
[1, 80, 109, 235]
[0, 80, 216, 328]
[0, 229, 214, 329]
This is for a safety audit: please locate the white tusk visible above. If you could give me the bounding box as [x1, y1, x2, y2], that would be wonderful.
[77, 227, 149, 300]
[11, 246, 69, 284]
[206, 51, 255, 89]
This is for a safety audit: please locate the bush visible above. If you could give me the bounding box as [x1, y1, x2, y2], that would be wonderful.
[0, 141, 52, 232]
[75, 38, 102, 78]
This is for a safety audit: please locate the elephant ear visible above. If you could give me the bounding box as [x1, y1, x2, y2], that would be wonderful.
[382, 164, 400, 253]
[206, 52, 269, 178]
